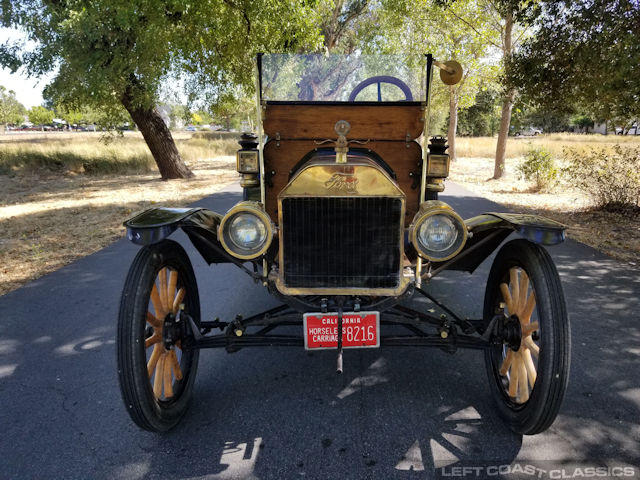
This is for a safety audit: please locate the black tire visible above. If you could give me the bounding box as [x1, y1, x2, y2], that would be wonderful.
[117, 240, 200, 432]
[484, 239, 570, 435]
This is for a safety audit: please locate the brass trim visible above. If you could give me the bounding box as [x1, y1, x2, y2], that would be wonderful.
[218, 201, 275, 260]
[278, 158, 405, 198]
[276, 158, 407, 296]
[409, 201, 468, 262]
[236, 150, 259, 174]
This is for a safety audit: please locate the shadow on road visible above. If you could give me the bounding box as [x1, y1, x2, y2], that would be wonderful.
[0, 188, 638, 479]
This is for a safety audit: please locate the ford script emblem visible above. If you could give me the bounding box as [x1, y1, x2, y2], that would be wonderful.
[324, 172, 359, 193]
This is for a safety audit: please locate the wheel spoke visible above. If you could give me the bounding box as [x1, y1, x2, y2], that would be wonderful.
[168, 270, 178, 308]
[508, 355, 520, 397]
[500, 283, 514, 313]
[500, 349, 514, 376]
[145, 331, 162, 348]
[172, 287, 186, 314]
[521, 290, 537, 324]
[524, 336, 539, 356]
[150, 284, 165, 319]
[517, 357, 529, 403]
[147, 344, 162, 377]
[169, 350, 183, 381]
[163, 355, 174, 398]
[158, 268, 168, 311]
[523, 348, 537, 388]
[153, 354, 166, 398]
[518, 271, 529, 315]
[523, 321, 539, 336]
[146, 312, 161, 328]
[509, 268, 520, 313]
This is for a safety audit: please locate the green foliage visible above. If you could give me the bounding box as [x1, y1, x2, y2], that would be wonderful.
[457, 88, 500, 136]
[28, 106, 54, 126]
[511, 103, 572, 134]
[2, 0, 321, 116]
[0, 86, 26, 126]
[510, 0, 640, 121]
[570, 114, 594, 132]
[517, 146, 558, 191]
[563, 145, 640, 212]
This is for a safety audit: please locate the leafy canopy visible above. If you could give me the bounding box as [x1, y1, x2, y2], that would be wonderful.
[27, 105, 54, 125]
[0, 0, 322, 112]
[510, 0, 640, 120]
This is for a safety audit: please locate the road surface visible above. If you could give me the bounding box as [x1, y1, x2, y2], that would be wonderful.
[0, 183, 638, 479]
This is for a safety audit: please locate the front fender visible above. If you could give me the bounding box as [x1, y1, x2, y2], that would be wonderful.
[466, 212, 566, 246]
[437, 212, 566, 274]
[124, 207, 232, 264]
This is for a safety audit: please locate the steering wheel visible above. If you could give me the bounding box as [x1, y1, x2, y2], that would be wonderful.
[348, 75, 413, 102]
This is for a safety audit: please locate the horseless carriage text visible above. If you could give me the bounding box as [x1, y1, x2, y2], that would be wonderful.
[117, 54, 570, 434]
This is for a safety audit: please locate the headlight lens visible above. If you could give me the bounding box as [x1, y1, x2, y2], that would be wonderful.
[219, 203, 274, 259]
[410, 201, 467, 262]
[418, 214, 458, 252]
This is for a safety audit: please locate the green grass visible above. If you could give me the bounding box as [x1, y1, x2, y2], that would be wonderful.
[0, 133, 238, 175]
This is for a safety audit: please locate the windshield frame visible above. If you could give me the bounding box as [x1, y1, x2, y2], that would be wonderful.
[258, 53, 431, 105]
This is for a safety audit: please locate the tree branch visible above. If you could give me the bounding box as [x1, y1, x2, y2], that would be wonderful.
[444, 6, 502, 49]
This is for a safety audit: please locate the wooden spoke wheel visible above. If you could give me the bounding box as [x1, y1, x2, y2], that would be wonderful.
[484, 240, 570, 435]
[117, 240, 200, 432]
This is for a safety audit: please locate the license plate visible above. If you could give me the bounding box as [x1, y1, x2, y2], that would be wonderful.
[303, 311, 380, 350]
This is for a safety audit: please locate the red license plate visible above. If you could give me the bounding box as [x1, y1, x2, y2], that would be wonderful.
[303, 311, 380, 350]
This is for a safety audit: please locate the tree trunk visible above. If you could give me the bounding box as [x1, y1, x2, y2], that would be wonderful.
[448, 86, 458, 162]
[494, 88, 515, 179]
[122, 98, 193, 180]
[493, 9, 515, 180]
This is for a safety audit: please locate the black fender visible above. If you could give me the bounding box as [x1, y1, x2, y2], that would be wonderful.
[124, 207, 233, 264]
[437, 212, 566, 274]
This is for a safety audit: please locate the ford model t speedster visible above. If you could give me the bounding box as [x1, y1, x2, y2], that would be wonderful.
[117, 54, 570, 434]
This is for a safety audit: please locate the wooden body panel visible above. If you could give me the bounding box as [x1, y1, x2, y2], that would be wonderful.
[264, 139, 422, 224]
[263, 104, 424, 141]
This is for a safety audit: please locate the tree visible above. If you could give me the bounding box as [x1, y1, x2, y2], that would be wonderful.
[510, 0, 640, 123]
[0, 85, 26, 130]
[378, 0, 500, 161]
[1, 1, 321, 179]
[28, 105, 54, 129]
[56, 106, 83, 130]
[457, 87, 500, 136]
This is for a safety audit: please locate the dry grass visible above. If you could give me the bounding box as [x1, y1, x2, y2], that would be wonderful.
[449, 152, 640, 265]
[456, 133, 640, 159]
[0, 132, 239, 295]
[0, 131, 237, 175]
[2, 132, 638, 295]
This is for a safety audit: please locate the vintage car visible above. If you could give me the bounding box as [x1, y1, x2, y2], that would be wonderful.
[117, 53, 570, 435]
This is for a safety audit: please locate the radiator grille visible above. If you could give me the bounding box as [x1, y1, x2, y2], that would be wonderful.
[281, 197, 403, 289]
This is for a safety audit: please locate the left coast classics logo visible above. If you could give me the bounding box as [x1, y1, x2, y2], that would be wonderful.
[324, 172, 359, 193]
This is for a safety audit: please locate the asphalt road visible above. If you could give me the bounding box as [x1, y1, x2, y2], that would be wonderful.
[1, 183, 639, 480]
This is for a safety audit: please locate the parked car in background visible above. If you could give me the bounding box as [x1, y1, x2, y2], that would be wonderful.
[515, 126, 543, 136]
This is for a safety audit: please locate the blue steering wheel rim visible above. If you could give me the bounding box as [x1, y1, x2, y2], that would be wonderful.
[348, 75, 414, 102]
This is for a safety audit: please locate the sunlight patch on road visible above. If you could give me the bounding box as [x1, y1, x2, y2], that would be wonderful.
[0, 364, 18, 378]
[395, 440, 425, 471]
[336, 357, 388, 399]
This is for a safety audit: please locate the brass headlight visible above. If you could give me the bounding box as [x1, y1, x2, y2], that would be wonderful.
[219, 202, 274, 260]
[409, 201, 467, 262]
